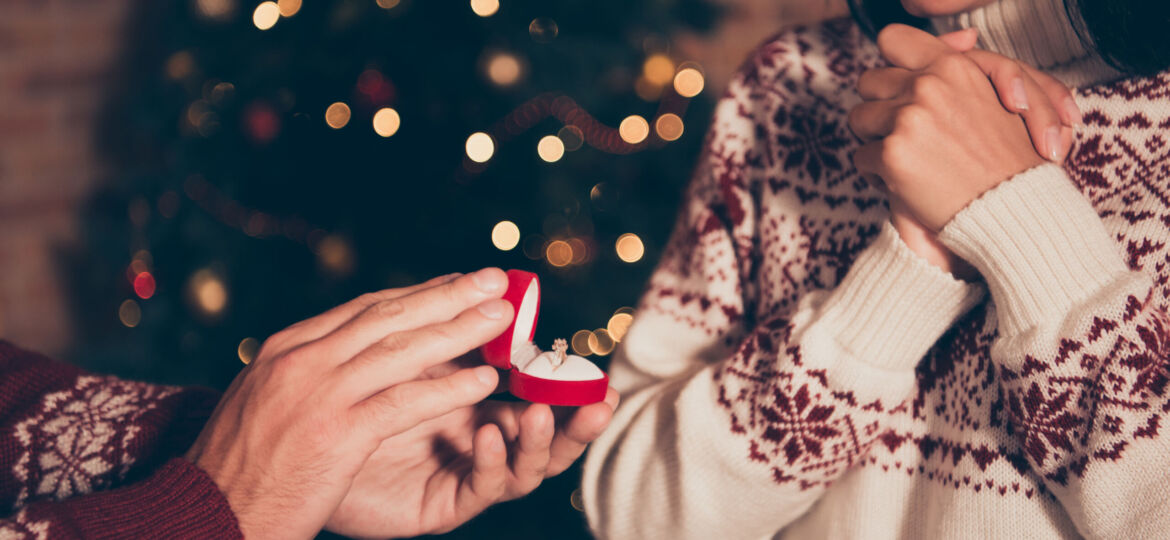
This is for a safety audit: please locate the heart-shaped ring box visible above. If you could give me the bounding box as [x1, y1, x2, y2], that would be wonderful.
[480, 270, 609, 406]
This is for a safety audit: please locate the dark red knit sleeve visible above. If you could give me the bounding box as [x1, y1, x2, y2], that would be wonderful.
[0, 341, 241, 538]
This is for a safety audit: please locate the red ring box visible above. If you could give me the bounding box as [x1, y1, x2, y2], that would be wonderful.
[480, 270, 609, 406]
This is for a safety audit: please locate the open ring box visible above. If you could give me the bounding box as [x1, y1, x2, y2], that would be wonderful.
[479, 270, 609, 406]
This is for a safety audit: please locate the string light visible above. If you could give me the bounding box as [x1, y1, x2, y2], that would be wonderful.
[315, 235, 355, 277]
[325, 102, 351, 129]
[466, 132, 495, 162]
[571, 330, 594, 356]
[570, 489, 585, 512]
[607, 312, 634, 342]
[588, 328, 616, 355]
[537, 135, 565, 162]
[470, 0, 499, 17]
[642, 54, 675, 86]
[133, 272, 157, 300]
[616, 233, 645, 262]
[486, 53, 522, 86]
[252, 2, 280, 30]
[118, 299, 142, 328]
[165, 51, 196, 81]
[655, 113, 684, 141]
[376, 0, 401, 8]
[372, 107, 401, 137]
[491, 221, 521, 251]
[557, 125, 583, 151]
[189, 269, 228, 317]
[546, 240, 573, 267]
[618, 115, 649, 144]
[238, 337, 260, 364]
[195, 0, 235, 20]
[528, 18, 558, 42]
[673, 67, 705, 98]
[277, 0, 301, 17]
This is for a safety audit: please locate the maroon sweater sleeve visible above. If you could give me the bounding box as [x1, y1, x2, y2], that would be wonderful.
[0, 341, 242, 539]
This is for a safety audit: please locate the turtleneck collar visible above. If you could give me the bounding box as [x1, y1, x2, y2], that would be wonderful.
[930, 0, 1121, 87]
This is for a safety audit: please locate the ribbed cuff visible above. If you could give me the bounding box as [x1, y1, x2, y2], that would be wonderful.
[939, 163, 1130, 337]
[60, 458, 243, 539]
[817, 222, 985, 371]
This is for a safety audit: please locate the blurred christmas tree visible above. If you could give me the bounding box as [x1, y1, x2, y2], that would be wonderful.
[66, 0, 718, 537]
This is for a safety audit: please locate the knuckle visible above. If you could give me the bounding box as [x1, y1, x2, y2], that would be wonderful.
[881, 135, 911, 171]
[894, 104, 930, 132]
[876, 25, 903, 50]
[909, 74, 945, 102]
[370, 298, 407, 320]
[373, 332, 413, 357]
[933, 53, 972, 77]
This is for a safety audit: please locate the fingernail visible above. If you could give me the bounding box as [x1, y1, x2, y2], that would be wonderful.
[471, 268, 504, 293]
[1045, 126, 1062, 162]
[474, 365, 497, 387]
[477, 300, 507, 319]
[1062, 97, 1082, 126]
[1011, 78, 1028, 111]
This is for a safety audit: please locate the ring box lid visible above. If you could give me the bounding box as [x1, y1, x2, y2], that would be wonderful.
[481, 270, 541, 370]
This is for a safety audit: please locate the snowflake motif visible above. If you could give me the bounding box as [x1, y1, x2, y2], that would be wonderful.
[11, 376, 177, 509]
[758, 384, 841, 465]
[772, 104, 851, 186]
[0, 509, 50, 540]
[1007, 383, 1083, 468]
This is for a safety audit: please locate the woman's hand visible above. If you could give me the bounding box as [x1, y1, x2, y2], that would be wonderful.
[850, 24, 1076, 232]
[185, 269, 518, 539]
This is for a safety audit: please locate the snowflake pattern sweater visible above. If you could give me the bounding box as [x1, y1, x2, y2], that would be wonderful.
[581, 1, 1170, 538]
[0, 343, 241, 539]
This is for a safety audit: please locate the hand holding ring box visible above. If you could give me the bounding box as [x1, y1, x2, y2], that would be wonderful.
[479, 270, 610, 406]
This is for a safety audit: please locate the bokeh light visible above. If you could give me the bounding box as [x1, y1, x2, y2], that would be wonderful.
[642, 54, 675, 86]
[316, 235, 355, 277]
[674, 67, 705, 98]
[189, 269, 228, 317]
[546, 240, 573, 267]
[376, 0, 401, 8]
[619, 115, 649, 144]
[466, 132, 495, 162]
[607, 312, 634, 342]
[588, 328, 616, 355]
[487, 53, 522, 86]
[325, 102, 351, 129]
[118, 299, 142, 328]
[529, 18, 558, 42]
[571, 330, 594, 356]
[238, 337, 260, 364]
[470, 0, 499, 17]
[616, 233, 645, 263]
[558, 125, 584, 151]
[655, 113, 684, 141]
[372, 107, 401, 137]
[133, 272, 157, 300]
[277, 0, 301, 17]
[196, 0, 235, 20]
[491, 221, 521, 251]
[537, 135, 565, 162]
[252, 2, 280, 30]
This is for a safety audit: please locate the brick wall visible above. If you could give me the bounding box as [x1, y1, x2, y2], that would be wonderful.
[0, 0, 133, 355]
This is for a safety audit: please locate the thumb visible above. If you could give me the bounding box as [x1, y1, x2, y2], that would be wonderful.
[937, 28, 978, 51]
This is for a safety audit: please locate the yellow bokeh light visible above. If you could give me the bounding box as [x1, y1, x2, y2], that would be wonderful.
[196, 0, 235, 20]
[643, 54, 675, 86]
[316, 235, 355, 277]
[487, 53, 522, 86]
[325, 102, 351, 129]
[674, 67, 705, 98]
[466, 132, 495, 163]
[588, 328, 616, 355]
[491, 221, 521, 251]
[238, 337, 260, 364]
[537, 135, 565, 163]
[376, 0, 400, 8]
[655, 113, 684, 141]
[470, 0, 499, 17]
[372, 108, 401, 137]
[616, 233, 645, 263]
[571, 330, 594, 356]
[546, 240, 573, 267]
[118, 299, 142, 328]
[189, 269, 228, 317]
[277, 0, 301, 17]
[619, 115, 650, 144]
[607, 312, 634, 342]
[252, 1, 280, 30]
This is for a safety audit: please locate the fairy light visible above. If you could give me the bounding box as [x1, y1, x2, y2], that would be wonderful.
[470, 0, 499, 17]
[133, 272, 157, 300]
[372, 108, 401, 137]
[618, 115, 649, 144]
[537, 135, 565, 162]
[252, 2, 280, 30]
[277, 0, 301, 17]
[491, 221, 521, 251]
[315, 235, 355, 277]
[557, 125, 583, 151]
[571, 330, 594, 356]
[376, 0, 400, 8]
[588, 328, 616, 355]
[546, 240, 573, 267]
[528, 18, 558, 42]
[238, 337, 260, 364]
[607, 312, 634, 342]
[325, 102, 351, 129]
[118, 300, 142, 328]
[642, 54, 675, 86]
[487, 53, 522, 86]
[655, 113, 684, 141]
[616, 233, 645, 263]
[189, 269, 228, 317]
[674, 67, 705, 98]
[466, 132, 495, 162]
[196, 0, 235, 20]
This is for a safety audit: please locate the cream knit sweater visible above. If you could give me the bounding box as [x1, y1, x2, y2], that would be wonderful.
[581, 1, 1170, 538]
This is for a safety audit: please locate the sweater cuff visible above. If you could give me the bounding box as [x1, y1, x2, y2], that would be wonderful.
[938, 163, 1130, 337]
[60, 458, 242, 538]
[816, 221, 985, 371]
